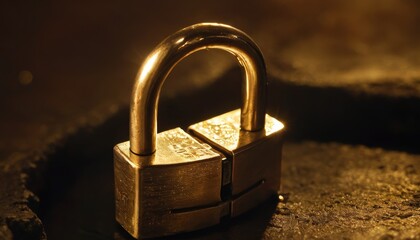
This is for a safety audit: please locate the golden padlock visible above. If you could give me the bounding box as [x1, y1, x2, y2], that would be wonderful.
[114, 22, 285, 239]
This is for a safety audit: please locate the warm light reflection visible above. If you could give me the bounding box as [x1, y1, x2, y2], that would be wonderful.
[189, 109, 284, 152]
[139, 52, 159, 81]
[175, 37, 184, 44]
[130, 23, 267, 155]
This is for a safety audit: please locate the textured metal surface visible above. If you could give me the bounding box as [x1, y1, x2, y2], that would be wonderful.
[130, 23, 267, 155]
[114, 128, 223, 238]
[189, 109, 284, 152]
[189, 109, 284, 216]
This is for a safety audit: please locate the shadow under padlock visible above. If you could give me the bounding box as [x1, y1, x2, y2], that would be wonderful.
[114, 23, 285, 238]
[114, 197, 278, 240]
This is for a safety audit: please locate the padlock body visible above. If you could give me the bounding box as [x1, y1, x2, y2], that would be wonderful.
[114, 128, 227, 238]
[189, 109, 284, 217]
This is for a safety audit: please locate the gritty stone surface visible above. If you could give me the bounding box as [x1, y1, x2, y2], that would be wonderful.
[33, 124, 420, 240]
[108, 142, 419, 240]
[272, 143, 420, 240]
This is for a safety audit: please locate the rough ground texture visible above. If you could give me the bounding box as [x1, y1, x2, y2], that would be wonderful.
[117, 143, 420, 240]
[35, 135, 420, 240]
[276, 143, 420, 240]
[1, 0, 420, 239]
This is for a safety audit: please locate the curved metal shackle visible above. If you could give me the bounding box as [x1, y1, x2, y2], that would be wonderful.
[130, 23, 268, 155]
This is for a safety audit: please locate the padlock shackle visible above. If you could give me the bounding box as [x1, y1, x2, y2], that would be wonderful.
[130, 23, 267, 155]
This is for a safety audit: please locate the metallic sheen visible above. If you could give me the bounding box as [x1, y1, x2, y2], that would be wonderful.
[115, 23, 283, 239]
[189, 109, 284, 152]
[188, 109, 284, 217]
[130, 23, 267, 155]
[114, 128, 224, 238]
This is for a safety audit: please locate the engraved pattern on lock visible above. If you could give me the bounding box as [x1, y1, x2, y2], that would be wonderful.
[113, 23, 285, 239]
[189, 110, 284, 217]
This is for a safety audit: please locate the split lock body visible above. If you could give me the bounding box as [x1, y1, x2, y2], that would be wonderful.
[114, 23, 285, 239]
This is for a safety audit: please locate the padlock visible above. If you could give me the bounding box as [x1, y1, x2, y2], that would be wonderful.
[114, 22, 285, 239]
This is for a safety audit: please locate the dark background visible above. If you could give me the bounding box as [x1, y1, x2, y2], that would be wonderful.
[1, 1, 419, 239]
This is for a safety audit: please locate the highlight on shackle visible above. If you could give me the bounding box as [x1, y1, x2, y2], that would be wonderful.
[129, 23, 268, 155]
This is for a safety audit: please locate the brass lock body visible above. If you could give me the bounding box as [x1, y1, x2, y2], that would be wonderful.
[114, 23, 285, 239]
[114, 128, 228, 237]
[189, 110, 284, 217]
